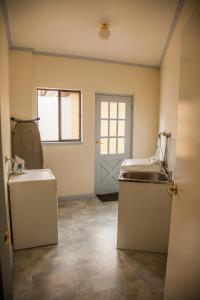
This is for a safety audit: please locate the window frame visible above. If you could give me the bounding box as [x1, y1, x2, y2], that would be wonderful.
[37, 88, 82, 143]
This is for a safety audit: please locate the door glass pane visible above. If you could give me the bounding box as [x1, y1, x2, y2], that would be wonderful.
[101, 102, 108, 118]
[118, 120, 125, 136]
[118, 102, 126, 119]
[61, 91, 80, 140]
[118, 138, 125, 154]
[100, 138, 108, 154]
[109, 138, 116, 154]
[109, 120, 117, 136]
[101, 120, 108, 136]
[38, 90, 59, 141]
[110, 102, 117, 119]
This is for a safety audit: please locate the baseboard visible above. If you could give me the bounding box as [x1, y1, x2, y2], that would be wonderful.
[58, 193, 96, 202]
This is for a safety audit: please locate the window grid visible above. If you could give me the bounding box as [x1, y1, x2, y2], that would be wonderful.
[37, 88, 81, 142]
[100, 101, 126, 155]
[107, 100, 110, 155]
[116, 102, 119, 154]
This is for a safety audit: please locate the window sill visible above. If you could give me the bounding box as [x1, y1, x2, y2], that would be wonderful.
[42, 141, 83, 145]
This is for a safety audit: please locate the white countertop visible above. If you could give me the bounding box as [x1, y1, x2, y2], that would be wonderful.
[8, 169, 56, 184]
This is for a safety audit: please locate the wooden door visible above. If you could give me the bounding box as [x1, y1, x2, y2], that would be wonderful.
[164, 3, 200, 299]
[0, 126, 13, 299]
[95, 94, 132, 194]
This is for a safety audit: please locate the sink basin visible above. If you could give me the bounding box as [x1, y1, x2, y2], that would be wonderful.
[119, 171, 169, 183]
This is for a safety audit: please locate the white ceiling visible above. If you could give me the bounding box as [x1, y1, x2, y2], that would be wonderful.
[6, 0, 179, 67]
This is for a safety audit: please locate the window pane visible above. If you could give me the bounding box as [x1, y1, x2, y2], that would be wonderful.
[101, 102, 108, 118]
[109, 138, 116, 154]
[61, 91, 80, 140]
[101, 120, 108, 137]
[38, 90, 59, 141]
[109, 120, 117, 136]
[118, 138, 125, 154]
[118, 120, 125, 136]
[110, 102, 117, 119]
[100, 138, 108, 154]
[118, 102, 126, 119]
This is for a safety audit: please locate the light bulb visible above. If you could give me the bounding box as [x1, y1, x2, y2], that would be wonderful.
[99, 23, 110, 40]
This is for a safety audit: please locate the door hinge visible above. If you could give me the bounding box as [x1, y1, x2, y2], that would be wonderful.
[168, 183, 178, 197]
[4, 229, 10, 247]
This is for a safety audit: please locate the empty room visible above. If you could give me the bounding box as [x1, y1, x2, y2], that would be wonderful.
[0, 0, 199, 299]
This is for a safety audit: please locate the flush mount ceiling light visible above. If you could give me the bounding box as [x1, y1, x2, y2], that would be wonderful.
[99, 23, 110, 40]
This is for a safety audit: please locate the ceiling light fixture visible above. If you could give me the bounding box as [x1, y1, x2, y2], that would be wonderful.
[99, 23, 110, 40]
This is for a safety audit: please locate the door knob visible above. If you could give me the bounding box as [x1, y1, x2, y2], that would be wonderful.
[168, 183, 178, 197]
[96, 140, 103, 144]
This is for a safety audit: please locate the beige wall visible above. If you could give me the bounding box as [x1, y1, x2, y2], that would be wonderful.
[159, 0, 196, 171]
[10, 51, 160, 197]
[10, 51, 33, 120]
[0, 5, 12, 261]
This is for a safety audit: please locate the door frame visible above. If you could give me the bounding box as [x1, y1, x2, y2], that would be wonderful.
[94, 92, 134, 194]
[0, 120, 13, 299]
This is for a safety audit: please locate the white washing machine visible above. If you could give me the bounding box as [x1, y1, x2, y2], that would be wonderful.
[8, 169, 58, 250]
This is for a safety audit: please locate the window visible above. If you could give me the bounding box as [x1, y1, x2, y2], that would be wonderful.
[37, 89, 81, 142]
[100, 101, 126, 155]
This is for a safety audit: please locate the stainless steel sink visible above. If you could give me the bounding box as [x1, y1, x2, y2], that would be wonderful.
[119, 171, 170, 183]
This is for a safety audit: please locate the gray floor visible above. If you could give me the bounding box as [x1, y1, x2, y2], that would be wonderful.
[13, 199, 167, 300]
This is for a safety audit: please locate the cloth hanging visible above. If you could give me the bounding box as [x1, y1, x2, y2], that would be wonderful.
[12, 121, 44, 169]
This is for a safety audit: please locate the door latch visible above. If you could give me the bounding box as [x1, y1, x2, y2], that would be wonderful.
[96, 140, 103, 144]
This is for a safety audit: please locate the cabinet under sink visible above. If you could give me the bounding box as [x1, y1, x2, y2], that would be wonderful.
[117, 171, 172, 253]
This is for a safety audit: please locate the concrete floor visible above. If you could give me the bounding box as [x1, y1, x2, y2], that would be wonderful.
[13, 199, 167, 300]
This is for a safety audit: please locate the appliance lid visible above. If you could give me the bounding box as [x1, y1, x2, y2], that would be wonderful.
[120, 158, 162, 172]
[8, 169, 56, 184]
